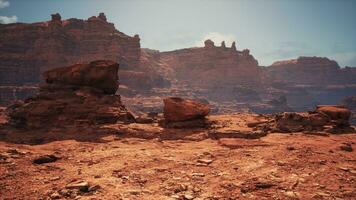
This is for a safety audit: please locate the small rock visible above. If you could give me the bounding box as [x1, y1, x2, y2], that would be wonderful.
[88, 184, 101, 192]
[173, 184, 188, 193]
[338, 166, 350, 172]
[340, 143, 353, 152]
[50, 192, 61, 199]
[192, 173, 205, 177]
[184, 194, 195, 200]
[315, 192, 330, 197]
[286, 146, 295, 151]
[197, 159, 213, 165]
[66, 181, 89, 192]
[7, 148, 25, 155]
[33, 155, 59, 164]
[255, 182, 275, 189]
[284, 191, 299, 199]
[50, 176, 61, 181]
[128, 189, 141, 195]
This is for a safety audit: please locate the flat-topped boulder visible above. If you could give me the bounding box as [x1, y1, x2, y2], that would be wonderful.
[7, 60, 135, 129]
[44, 60, 119, 94]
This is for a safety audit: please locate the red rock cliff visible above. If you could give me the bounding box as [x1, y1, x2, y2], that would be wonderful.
[0, 13, 141, 86]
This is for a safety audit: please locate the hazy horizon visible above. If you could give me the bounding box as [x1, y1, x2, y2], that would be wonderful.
[1, 0, 355, 67]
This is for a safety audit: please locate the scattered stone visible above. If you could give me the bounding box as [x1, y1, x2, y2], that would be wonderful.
[192, 173, 205, 177]
[255, 182, 275, 189]
[286, 146, 296, 151]
[183, 194, 195, 200]
[65, 181, 90, 192]
[135, 114, 155, 124]
[197, 159, 213, 165]
[88, 184, 101, 192]
[340, 143, 353, 152]
[50, 176, 61, 181]
[33, 155, 59, 164]
[50, 192, 61, 199]
[284, 191, 299, 199]
[247, 121, 268, 128]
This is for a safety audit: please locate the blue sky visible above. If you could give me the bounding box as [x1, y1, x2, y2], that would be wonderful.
[1, 0, 355, 66]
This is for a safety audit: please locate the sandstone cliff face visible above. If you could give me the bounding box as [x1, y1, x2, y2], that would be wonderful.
[262, 57, 356, 111]
[0, 13, 141, 103]
[266, 56, 356, 85]
[160, 40, 261, 88]
[155, 40, 262, 102]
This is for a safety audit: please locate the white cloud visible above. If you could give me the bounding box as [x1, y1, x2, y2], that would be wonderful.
[194, 32, 236, 47]
[0, 15, 17, 24]
[0, 0, 9, 9]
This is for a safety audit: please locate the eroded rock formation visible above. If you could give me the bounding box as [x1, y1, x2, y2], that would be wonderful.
[269, 105, 354, 133]
[7, 60, 135, 129]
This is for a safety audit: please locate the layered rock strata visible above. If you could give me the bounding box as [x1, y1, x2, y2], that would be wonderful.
[7, 60, 135, 129]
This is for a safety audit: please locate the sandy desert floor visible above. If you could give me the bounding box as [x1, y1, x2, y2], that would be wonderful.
[0, 130, 355, 200]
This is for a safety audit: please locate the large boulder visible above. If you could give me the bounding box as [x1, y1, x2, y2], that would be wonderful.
[163, 97, 210, 122]
[7, 60, 135, 129]
[315, 105, 351, 125]
[44, 60, 119, 94]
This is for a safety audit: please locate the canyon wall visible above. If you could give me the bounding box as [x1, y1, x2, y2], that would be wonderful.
[1, 14, 355, 114]
[0, 13, 141, 104]
[266, 56, 356, 85]
[155, 40, 263, 102]
[262, 57, 356, 111]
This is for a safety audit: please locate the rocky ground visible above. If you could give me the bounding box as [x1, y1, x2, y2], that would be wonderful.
[1, 60, 355, 199]
[0, 113, 355, 200]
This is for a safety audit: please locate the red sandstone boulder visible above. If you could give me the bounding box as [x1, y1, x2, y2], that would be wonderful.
[44, 60, 119, 94]
[7, 60, 135, 129]
[315, 105, 351, 125]
[163, 97, 210, 122]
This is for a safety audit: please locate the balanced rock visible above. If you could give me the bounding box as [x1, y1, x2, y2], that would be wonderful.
[44, 60, 119, 94]
[163, 97, 210, 123]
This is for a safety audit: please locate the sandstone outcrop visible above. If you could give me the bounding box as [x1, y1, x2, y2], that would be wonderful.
[271, 105, 354, 133]
[7, 60, 135, 129]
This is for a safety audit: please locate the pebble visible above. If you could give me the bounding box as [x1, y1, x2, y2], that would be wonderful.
[197, 159, 213, 165]
[192, 173, 205, 177]
[33, 155, 59, 164]
[340, 143, 353, 152]
[184, 194, 195, 200]
[66, 181, 89, 192]
[284, 191, 299, 199]
[50, 192, 61, 199]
